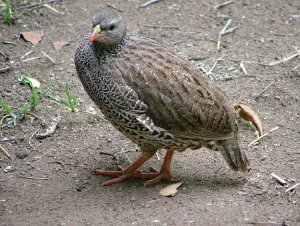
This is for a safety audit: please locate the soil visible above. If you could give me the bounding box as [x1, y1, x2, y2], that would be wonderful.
[0, 0, 299, 225]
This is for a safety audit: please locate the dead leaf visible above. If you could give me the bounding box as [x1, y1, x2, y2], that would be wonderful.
[53, 41, 69, 51]
[20, 31, 42, 45]
[159, 182, 183, 197]
[234, 103, 263, 136]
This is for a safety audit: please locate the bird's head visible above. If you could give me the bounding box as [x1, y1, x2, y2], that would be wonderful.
[89, 10, 126, 45]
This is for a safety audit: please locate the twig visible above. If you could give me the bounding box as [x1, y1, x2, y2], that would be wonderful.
[43, 3, 61, 14]
[17, 174, 49, 180]
[240, 61, 248, 75]
[141, 0, 162, 8]
[20, 50, 34, 60]
[15, 0, 57, 11]
[217, 19, 237, 50]
[245, 220, 286, 225]
[271, 173, 288, 186]
[285, 183, 300, 192]
[214, 0, 234, 9]
[141, 24, 179, 29]
[106, 3, 123, 12]
[28, 129, 39, 147]
[0, 144, 12, 159]
[16, 56, 41, 65]
[0, 66, 11, 73]
[255, 79, 277, 100]
[42, 51, 56, 64]
[248, 126, 279, 146]
[268, 50, 300, 66]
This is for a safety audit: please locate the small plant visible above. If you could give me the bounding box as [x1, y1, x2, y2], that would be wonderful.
[47, 83, 79, 112]
[0, 99, 17, 124]
[1, 0, 19, 24]
[20, 76, 40, 110]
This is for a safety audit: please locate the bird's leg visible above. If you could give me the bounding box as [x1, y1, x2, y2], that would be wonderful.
[144, 149, 174, 186]
[93, 153, 156, 186]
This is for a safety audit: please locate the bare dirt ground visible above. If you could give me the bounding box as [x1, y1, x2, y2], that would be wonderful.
[1, 0, 300, 225]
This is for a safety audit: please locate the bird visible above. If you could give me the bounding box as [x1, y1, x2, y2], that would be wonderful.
[75, 9, 261, 186]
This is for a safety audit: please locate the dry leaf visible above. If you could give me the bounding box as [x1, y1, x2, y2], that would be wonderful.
[53, 41, 69, 51]
[234, 103, 263, 136]
[20, 31, 42, 45]
[159, 182, 182, 197]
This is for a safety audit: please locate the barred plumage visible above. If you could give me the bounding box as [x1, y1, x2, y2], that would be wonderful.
[75, 10, 249, 186]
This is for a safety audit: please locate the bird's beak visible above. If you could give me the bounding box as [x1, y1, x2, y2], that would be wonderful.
[89, 25, 102, 43]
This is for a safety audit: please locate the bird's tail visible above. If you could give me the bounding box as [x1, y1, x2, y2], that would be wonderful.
[215, 132, 249, 171]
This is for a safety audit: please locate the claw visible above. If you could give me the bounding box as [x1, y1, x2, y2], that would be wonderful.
[234, 103, 263, 136]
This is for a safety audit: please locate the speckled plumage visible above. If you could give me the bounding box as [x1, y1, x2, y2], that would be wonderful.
[75, 10, 249, 175]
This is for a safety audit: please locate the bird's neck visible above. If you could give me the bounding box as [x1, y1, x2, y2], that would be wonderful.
[92, 36, 128, 60]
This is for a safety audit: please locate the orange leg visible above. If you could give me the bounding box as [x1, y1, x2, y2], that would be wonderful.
[144, 149, 174, 186]
[93, 153, 155, 186]
[93, 150, 174, 186]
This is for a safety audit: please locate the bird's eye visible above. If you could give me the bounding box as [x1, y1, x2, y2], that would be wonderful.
[109, 24, 115, 30]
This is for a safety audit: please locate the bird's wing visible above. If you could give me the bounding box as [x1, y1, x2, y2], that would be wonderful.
[105, 35, 237, 140]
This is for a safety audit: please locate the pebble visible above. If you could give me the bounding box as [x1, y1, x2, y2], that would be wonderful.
[3, 166, 15, 173]
[15, 150, 29, 159]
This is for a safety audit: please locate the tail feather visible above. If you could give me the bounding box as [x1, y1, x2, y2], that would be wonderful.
[215, 133, 249, 171]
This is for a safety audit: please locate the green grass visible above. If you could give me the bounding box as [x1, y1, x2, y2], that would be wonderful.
[20, 76, 40, 110]
[46, 83, 79, 112]
[1, 0, 19, 24]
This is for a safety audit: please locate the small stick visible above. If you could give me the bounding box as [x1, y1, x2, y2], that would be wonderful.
[255, 79, 277, 100]
[285, 183, 300, 193]
[0, 66, 11, 73]
[141, 24, 179, 29]
[16, 56, 41, 65]
[292, 64, 299, 71]
[248, 126, 279, 146]
[2, 40, 17, 46]
[245, 220, 285, 225]
[106, 3, 123, 12]
[42, 3, 61, 14]
[214, 0, 234, 9]
[20, 50, 34, 60]
[271, 173, 288, 186]
[42, 51, 56, 64]
[141, 0, 162, 8]
[15, 0, 57, 11]
[240, 61, 248, 75]
[28, 129, 39, 147]
[269, 50, 300, 66]
[217, 19, 237, 50]
[0, 144, 12, 159]
[17, 174, 49, 180]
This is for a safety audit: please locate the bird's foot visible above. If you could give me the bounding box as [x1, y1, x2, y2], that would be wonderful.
[92, 166, 160, 186]
[144, 168, 171, 187]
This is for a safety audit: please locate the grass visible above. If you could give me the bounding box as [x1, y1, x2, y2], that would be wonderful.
[20, 76, 40, 110]
[1, 0, 19, 24]
[46, 82, 79, 112]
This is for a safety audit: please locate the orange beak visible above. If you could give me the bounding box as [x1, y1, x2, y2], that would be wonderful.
[89, 25, 102, 43]
[89, 32, 99, 42]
